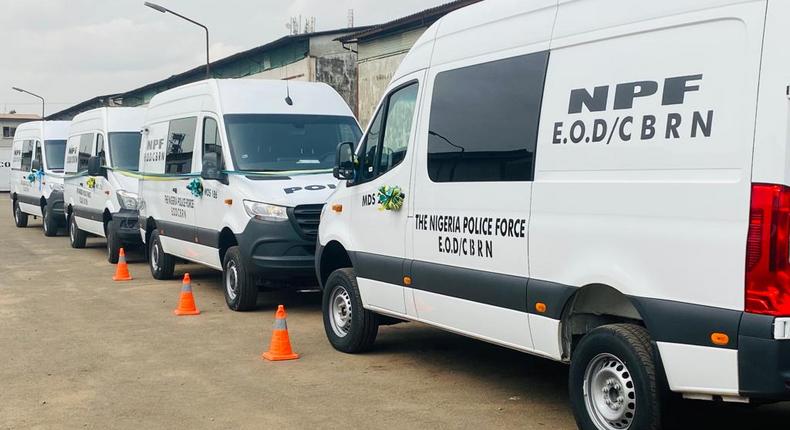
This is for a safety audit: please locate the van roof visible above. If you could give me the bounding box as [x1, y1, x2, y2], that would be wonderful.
[69, 107, 145, 136]
[393, 0, 758, 79]
[145, 79, 355, 123]
[14, 120, 70, 141]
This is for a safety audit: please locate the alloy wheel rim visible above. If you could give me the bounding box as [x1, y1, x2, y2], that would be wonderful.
[583, 353, 637, 430]
[329, 285, 353, 338]
[225, 260, 239, 301]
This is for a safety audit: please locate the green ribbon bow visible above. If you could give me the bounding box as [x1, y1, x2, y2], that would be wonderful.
[378, 185, 406, 211]
[186, 178, 204, 198]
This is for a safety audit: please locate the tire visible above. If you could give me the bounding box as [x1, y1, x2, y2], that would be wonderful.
[569, 324, 664, 430]
[322, 268, 379, 353]
[148, 230, 175, 280]
[68, 214, 88, 249]
[13, 199, 28, 228]
[222, 246, 258, 311]
[106, 219, 122, 264]
[42, 204, 59, 237]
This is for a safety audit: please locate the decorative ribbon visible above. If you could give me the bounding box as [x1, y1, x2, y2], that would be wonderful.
[378, 185, 405, 211]
[27, 169, 45, 191]
[186, 178, 204, 198]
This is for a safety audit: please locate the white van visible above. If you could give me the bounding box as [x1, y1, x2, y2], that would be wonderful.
[317, 1, 790, 428]
[9, 121, 70, 236]
[138, 79, 361, 311]
[63, 107, 145, 263]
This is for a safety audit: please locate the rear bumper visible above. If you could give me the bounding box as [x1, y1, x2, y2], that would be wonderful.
[738, 313, 790, 400]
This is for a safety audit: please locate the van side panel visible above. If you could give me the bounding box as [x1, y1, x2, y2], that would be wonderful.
[533, 2, 766, 395]
[752, 0, 790, 185]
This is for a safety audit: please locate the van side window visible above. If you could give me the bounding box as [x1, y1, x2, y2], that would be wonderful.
[33, 141, 42, 166]
[20, 140, 34, 171]
[202, 117, 222, 169]
[96, 134, 106, 166]
[165, 117, 197, 174]
[78, 134, 93, 172]
[356, 82, 419, 183]
[427, 51, 549, 182]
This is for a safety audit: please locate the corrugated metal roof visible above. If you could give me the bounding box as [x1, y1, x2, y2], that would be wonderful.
[47, 26, 373, 120]
[0, 113, 41, 121]
[338, 0, 483, 44]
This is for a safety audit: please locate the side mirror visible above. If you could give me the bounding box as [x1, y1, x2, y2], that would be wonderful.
[201, 152, 227, 183]
[87, 156, 105, 177]
[31, 159, 41, 172]
[333, 141, 356, 181]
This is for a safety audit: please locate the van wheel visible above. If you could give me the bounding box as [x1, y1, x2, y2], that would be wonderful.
[569, 324, 663, 430]
[148, 230, 175, 280]
[13, 200, 28, 227]
[222, 246, 258, 311]
[322, 268, 378, 353]
[68, 214, 87, 249]
[106, 219, 122, 264]
[42, 204, 59, 237]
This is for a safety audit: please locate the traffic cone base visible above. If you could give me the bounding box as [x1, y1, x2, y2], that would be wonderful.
[262, 305, 299, 361]
[113, 248, 133, 281]
[174, 273, 200, 316]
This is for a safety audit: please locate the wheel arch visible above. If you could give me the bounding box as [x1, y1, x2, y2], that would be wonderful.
[218, 227, 238, 264]
[560, 284, 646, 361]
[318, 240, 353, 289]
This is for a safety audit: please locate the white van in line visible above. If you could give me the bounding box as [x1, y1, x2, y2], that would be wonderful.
[317, 1, 790, 428]
[138, 79, 362, 311]
[9, 121, 70, 236]
[63, 107, 146, 263]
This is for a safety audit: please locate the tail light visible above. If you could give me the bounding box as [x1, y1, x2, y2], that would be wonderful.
[745, 184, 790, 316]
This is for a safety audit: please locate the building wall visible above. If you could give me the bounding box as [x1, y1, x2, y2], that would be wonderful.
[356, 28, 428, 127]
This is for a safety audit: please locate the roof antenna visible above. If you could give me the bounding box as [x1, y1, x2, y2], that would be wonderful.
[284, 62, 294, 106]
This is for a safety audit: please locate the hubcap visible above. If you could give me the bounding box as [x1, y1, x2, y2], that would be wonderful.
[150, 240, 160, 272]
[583, 353, 636, 430]
[329, 285, 353, 338]
[225, 260, 239, 301]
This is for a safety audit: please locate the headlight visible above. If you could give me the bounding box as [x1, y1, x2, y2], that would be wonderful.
[49, 182, 63, 192]
[117, 190, 140, 211]
[243, 200, 289, 222]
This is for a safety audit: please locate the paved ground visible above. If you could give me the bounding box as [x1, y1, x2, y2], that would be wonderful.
[1, 196, 790, 429]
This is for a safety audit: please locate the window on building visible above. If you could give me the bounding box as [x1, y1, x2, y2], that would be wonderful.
[3, 126, 16, 138]
[427, 52, 549, 183]
[165, 117, 197, 174]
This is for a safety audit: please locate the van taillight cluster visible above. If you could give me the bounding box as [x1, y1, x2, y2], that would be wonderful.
[746, 184, 790, 316]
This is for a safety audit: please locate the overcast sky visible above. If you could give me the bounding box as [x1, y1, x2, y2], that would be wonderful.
[0, 0, 450, 116]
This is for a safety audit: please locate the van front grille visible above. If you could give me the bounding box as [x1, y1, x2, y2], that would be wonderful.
[290, 204, 323, 241]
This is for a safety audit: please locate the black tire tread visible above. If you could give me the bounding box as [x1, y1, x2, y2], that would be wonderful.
[13, 200, 28, 228]
[223, 246, 258, 312]
[69, 214, 88, 249]
[149, 230, 175, 280]
[42, 205, 58, 237]
[106, 219, 121, 264]
[571, 323, 663, 430]
[324, 268, 379, 353]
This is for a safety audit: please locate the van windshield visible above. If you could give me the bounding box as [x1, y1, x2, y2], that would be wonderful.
[44, 140, 66, 171]
[224, 114, 361, 172]
[109, 132, 141, 171]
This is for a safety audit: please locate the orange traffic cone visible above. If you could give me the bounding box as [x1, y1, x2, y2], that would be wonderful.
[173, 273, 200, 316]
[262, 305, 299, 361]
[112, 248, 133, 281]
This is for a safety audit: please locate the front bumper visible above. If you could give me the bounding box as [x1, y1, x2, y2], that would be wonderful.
[112, 209, 142, 243]
[739, 313, 790, 400]
[236, 217, 318, 282]
[48, 190, 65, 222]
